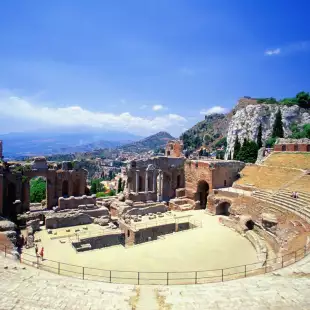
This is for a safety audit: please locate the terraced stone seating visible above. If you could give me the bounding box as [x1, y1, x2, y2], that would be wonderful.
[252, 189, 310, 221]
[285, 175, 310, 193]
[263, 152, 310, 170]
[234, 165, 303, 191]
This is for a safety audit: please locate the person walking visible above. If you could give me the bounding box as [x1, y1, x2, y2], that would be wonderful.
[39, 247, 44, 261]
[35, 244, 38, 256]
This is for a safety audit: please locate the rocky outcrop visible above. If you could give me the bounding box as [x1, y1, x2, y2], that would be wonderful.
[225, 104, 310, 159]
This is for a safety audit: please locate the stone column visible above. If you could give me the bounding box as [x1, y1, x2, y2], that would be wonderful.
[153, 171, 156, 192]
[157, 170, 163, 202]
[135, 170, 139, 193]
[145, 171, 148, 193]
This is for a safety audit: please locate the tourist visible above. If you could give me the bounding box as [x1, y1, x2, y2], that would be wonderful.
[296, 192, 299, 199]
[39, 247, 44, 261]
[35, 244, 38, 256]
[21, 235, 25, 246]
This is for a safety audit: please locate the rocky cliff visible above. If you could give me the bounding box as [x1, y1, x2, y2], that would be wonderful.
[225, 104, 310, 159]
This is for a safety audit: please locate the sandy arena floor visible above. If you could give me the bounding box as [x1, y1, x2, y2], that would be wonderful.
[23, 210, 259, 279]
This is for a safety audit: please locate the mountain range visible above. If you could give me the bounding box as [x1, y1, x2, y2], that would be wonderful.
[1, 130, 142, 159]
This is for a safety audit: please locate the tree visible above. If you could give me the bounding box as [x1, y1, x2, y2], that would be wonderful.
[257, 123, 263, 149]
[237, 140, 259, 163]
[233, 135, 241, 160]
[296, 91, 310, 109]
[117, 177, 123, 193]
[265, 137, 276, 148]
[30, 177, 46, 203]
[272, 109, 284, 138]
[90, 178, 104, 194]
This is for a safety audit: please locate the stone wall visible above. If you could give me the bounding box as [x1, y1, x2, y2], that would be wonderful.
[245, 230, 267, 265]
[45, 211, 93, 229]
[184, 160, 245, 202]
[58, 195, 96, 210]
[72, 233, 124, 251]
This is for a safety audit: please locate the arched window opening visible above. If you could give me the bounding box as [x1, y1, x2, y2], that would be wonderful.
[62, 180, 69, 197]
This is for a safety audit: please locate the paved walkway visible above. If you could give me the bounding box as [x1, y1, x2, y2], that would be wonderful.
[0, 256, 310, 310]
[1, 252, 310, 309]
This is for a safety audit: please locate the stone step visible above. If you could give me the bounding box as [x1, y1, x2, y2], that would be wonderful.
[253, 192, 308, 209]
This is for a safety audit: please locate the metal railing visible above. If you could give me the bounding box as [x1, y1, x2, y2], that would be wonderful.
[1, 242, 309, 285]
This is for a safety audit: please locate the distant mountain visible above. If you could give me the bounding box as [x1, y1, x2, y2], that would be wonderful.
[1, 130, 142, 159]
[180, 113, 229, 151]
[119, 131, 175, 153]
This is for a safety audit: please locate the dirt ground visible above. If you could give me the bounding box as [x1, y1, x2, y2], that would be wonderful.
[22, 210, 258, 278]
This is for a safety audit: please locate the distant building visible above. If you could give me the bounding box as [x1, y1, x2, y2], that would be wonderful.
[165, 140, 184, 158]
[274, 138, 310, 152]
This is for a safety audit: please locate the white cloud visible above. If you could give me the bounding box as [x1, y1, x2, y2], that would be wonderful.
[152, 104, 164, 111]
[139, 104, 148, 109]
[0, 92, 187, 136]
[264, 48, 281, 56]
[264, 41, 310, 56]
[200, 106, 228, 115]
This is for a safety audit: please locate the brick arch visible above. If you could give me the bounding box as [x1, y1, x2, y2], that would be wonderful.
[196, 180, 209, 209]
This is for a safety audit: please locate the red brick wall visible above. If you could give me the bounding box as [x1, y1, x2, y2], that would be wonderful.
[274, 143, 310, 152]
[184, 161, 213, 200]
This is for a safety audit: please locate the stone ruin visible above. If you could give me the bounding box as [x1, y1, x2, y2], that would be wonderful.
[0, 216, 17, 245]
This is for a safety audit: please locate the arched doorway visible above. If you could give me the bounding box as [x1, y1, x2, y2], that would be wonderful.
[216, 202, 230, 216]
[138, 176, 143, 192]
[62, 180, 69, 197]
[30, 177, 47, 205]
[177, 175, 181, 188]
[3, 183, 17, 219]
[197, 181, 209, 209]
[307, 145, 310, 152]
[245, 220, 254, 230]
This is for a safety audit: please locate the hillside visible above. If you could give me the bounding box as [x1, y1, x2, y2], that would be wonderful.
[119, 131, 175, 153]
[180, 113, 230, 151]
[1, 130, 141, 159]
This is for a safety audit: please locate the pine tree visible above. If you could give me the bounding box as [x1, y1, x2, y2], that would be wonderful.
[237, 141, 259, 163]
[117, 178, 123, 193]
[272, 109, 284, 138]
[233, 135, 241, 160]
[257, 123, 263, 149]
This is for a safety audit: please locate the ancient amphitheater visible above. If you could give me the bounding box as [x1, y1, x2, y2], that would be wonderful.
[1, 142, 310, 309]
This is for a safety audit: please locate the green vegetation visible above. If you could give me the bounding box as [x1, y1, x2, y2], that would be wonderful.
[214, 137, 227, 148]
[90, 178, 104, 194]
[216, 150, 225, 159]
[233, 136, 241, 160]
[30, 177, 46, 203]
[117, 177, 124, 193]
[257, 123, 263, 149]
[96, 190, 116, 198]
[272, 109, 284, 138]
[265, 137, 277, 148]
[256, 91, 310, 108]
[235, 140, 259, 163]
[289, 123, 310, 139]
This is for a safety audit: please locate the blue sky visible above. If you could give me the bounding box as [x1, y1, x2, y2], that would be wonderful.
[0, 0, 309, 137]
